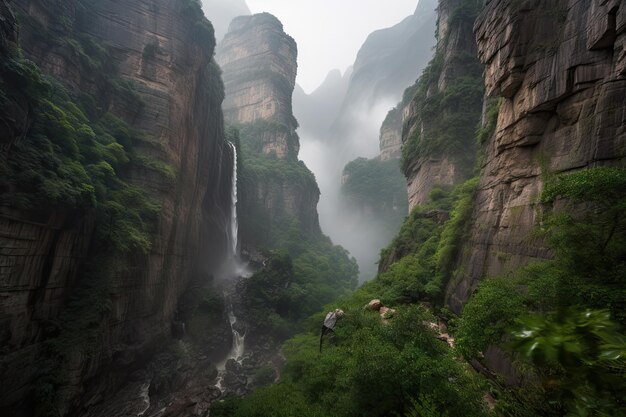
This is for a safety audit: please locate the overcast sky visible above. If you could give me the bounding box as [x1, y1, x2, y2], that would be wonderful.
[246, 0, 418, 93]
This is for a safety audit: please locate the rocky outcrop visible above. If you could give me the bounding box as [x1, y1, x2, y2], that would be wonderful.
[379, 106, 403, 161]
[401, 0, 484, 211]
[218, 13, 322, 250]
[217, 13, 299, 158]
[445, 0, 626, 313]
[0, 0, 232, 415]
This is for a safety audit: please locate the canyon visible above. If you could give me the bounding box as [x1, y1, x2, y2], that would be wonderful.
[0, 0, 624, 416]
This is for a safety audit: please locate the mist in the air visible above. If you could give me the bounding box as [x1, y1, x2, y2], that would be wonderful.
[297, 94, 402, 281]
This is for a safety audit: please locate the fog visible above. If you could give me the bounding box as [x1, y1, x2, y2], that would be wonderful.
[200, 0, 250, 41]
[298, 98, 401, 281]
[204, 0, 435, 281]
[246, 0, 418, 92]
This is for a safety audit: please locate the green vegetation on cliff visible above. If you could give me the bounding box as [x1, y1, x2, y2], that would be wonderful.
[233, 123, 358, 342]
[457, 166, 626, 416]
[400, 1, 484, 176]
[341, 157, 408, 227]
[375, 178, 478, 305]
[0, 48, 160, 254]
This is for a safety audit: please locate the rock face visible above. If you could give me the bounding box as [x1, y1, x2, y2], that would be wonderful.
[445, 0, 626, 313]
[0, 0, 231, 415]
[217, 13, 299, 158]
[217, 13, 322, 250]
[379, 106, 403, 161]
[401, 0, 484, 211]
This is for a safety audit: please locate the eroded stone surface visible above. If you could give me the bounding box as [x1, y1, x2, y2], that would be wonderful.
[217, 13, 298, 158]
[218, 13, 321, 246]
[445, 0, 626, 313]
[0, 0, 231, 414]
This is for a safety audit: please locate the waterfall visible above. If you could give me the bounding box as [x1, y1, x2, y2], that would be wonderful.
[215, 141, 246, 392]
[228, 141, 239, 257]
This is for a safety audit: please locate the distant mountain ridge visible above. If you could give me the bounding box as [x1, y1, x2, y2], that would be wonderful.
[293, 68, 352, 139]
[331, 0, 438, 141]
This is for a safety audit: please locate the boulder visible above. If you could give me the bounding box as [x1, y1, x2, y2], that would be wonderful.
[366, 299, 383, 311]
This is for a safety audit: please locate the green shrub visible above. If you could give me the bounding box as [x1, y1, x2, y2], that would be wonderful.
[457, 166, 626, 414]
[223, 305, 488, 417]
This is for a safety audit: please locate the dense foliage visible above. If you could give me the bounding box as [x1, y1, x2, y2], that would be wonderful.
[341, 157, 408, 221]
[234, 122, 358, 342]
[376, 178, 478, 305]
[400, 1, 484, 175]
[457, 166, 626, 416]
[0, 50, 161, 256]
[213, 304, 488, 417]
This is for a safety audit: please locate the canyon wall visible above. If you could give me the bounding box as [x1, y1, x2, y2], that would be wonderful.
[217, 13, 321, 250]
[401, 0, 484, 211]
[217, 13, 298, 158]
[445, 0, 626, 313]
[379, 106, 404, 161]
[0, 0, 231, 415]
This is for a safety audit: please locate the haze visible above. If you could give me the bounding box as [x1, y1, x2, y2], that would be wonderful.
[246, 0, 418, 92]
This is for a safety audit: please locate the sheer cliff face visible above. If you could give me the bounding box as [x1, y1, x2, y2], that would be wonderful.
[217, 13, 322, 248]
[379, 107, 403, 161]
[401, 0, 483, 211]
[217, 13, 299, 158]
[445, 0, 626, 313]
[0, 0, 230, 414]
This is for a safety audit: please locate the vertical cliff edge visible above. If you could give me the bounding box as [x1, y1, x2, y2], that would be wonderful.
[0, 0, 232, 415]
[217, 13, 321, 248]
[446, 0, 626, 313]
[214, 12, 357, 361]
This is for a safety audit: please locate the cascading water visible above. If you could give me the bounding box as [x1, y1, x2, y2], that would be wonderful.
[215, 142, 247, 392]
[228, 142, 239, 257]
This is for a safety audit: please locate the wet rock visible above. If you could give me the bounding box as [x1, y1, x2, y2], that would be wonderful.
[232, 320, 246, 334]
[225, 358, 242, 373]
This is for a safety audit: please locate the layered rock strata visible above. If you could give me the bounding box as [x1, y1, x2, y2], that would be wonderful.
[0, 0, 231, 415]
[217, 13, 299, 158]
[379, 106, 403, 161]
[217, 13, 322, 249]
[445, 0, 626, 312]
